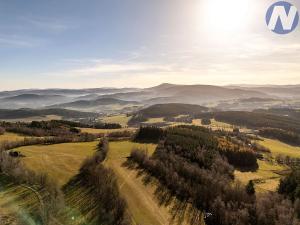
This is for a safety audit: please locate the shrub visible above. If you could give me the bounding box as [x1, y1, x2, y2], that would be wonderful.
[0, 127, 5, 135]
[201, 118, 211, 125]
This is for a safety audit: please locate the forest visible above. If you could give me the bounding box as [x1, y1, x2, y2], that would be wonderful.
[128, 125, 300, 225]
[207, 111, 300, 133]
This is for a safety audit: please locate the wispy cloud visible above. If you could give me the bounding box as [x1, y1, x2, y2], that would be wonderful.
[48, 60, 174, 77]
[21, 16, 75, 33]
[0, 35, 44, 48]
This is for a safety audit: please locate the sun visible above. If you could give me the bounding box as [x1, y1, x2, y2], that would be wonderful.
[200, 0, 251, 33]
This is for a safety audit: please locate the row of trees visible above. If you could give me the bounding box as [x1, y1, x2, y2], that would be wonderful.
[1, 120, 122, 138]
[0, 133, 97, 153]
[259, 128, 300, 146]
[3, 122, 78, 137]
[63, 138, 131, 225]
[276, 154, 300, 167]
[107, 130, 134, 139]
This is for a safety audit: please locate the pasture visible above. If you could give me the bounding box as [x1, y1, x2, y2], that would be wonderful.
[100, 114, 131, 127]
[0, 132, 27, 143]
[15, 142, 98, 186]
[144, 117, 165, 124]
[235, 160, 288, 192]
[258, 138, 300, 158]
[193, 118, 234, 131]
[6, 139, 174, 225]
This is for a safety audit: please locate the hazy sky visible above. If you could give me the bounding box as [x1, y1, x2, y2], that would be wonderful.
[0, 0, 300, 90]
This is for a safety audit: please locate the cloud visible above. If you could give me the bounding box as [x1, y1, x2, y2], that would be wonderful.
[47, 60, 174, 77]
[0, 35, 44, 48]
[21, 16, 75, 33]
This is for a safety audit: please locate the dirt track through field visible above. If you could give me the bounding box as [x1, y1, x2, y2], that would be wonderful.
[106, 141, 182, 225]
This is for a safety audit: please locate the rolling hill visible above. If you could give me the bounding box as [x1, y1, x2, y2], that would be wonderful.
[1, 94, 64, 101]
[50, 97, 140, 109]
[0, 83, 299, 112]
[0, 108, 98, 120]
[134, 103, 209, 118]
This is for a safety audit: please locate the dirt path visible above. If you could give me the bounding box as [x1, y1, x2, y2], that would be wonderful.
[106, 141, 181, 225]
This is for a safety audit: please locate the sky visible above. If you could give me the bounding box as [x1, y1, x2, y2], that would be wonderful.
[0, 0, 300, 90]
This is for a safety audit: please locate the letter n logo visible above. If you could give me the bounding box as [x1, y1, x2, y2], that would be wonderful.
[266, 1, 299, 34]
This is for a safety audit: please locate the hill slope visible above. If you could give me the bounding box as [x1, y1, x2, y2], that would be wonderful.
[0, 108, 98, 120]
[51, 97, 139, 108]
[136, 103, 209, 118]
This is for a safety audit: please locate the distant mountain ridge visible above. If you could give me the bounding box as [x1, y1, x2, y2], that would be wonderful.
[0, 83, 298, 112]
[0, 108, 98, 120]
[50, 97, 140, 108]
[1, 94, 64, 101]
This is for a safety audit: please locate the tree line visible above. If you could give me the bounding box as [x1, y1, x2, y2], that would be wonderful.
[259, 128, 300, 146]
[0, 120, 122, 138]
[208, 111, 300, 134]
[63, 138, 131, 225]
[0, 134, 97, 153]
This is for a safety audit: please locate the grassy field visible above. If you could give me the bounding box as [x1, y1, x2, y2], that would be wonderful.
[144, 117, 165, 124]
[235, 137, 299, 192]
[235, 160, 288, 192]
[15, 142, 98, 186]
[11, 139, 190, 224]
[258, 138, 300, 158]
[100, 114, 131, 127]
[106, 141, 191, 225]
[193, 118, 252, 133]
[0, 132, 27, 143]
[193, 119, 234, 131]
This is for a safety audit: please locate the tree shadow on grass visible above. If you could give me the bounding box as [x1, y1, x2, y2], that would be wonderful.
[122, 160, 204, 225]
[0, 173, 43, 225]
[62, 174, 100, 225]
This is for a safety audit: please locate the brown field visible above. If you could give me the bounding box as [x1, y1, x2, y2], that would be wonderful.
[0, 132, 27, 143]
[15, 142, 98, 186]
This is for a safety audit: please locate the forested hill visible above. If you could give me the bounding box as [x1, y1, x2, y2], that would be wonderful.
[0, 108, 98, 119]
[137, 103, 209, 118]
[51, 97, 139, 108]
[210, 111, 300, 134]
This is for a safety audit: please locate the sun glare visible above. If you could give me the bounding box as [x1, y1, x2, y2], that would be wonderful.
[201, 0, 251, 33]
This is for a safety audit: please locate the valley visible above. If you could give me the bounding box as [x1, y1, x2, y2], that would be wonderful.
[0, 83, 300, 225]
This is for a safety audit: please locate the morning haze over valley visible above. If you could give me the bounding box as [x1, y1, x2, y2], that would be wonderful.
[1, 0, 300, 225]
